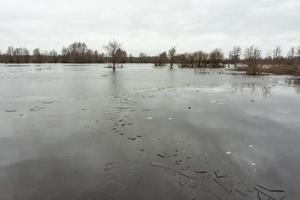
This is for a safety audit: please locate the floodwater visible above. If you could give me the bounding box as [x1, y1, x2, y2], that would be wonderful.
[0, 64, 299, 200]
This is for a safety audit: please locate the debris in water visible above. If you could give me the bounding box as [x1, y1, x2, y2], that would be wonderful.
[195, 170, 208, 174]
[175, 170, 197, 180]
[29, 106, 44, 112]
[213, 178, 232, 194]
[136, 135, 142, 138]
[248, 145, 254, 148]
[214, 170, 227, 179]
[157, 153, 165, 158]
[226, 151, 231, 155]
[42, 100, 55, 104]
[5, 109, 17, 112]
[235, 189, 248, 198]
[175, 160, 182, 165]
[178, 177, 189, 187]
[168, 117, 173, 120]
[181, 166, 191, 171]
[127, 137, 136, 141]
[251, 162, 256, 166]
[188, 107, 192, 109]
[147, 117, 153, 120]
[104, 162, 116, 172]
[210, 100, 217, 103]
[256, 185, 285, 193]
[150, 162, 170, 170]
[253, 186, 285, 200]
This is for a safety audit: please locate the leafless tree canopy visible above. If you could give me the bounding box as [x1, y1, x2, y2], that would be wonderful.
[168, 47, 176, 69]
[243, 46, 262, 75]
[103, 40, 122, 70]
[154, 52, 168, 67]
[229, 46, 241, 68]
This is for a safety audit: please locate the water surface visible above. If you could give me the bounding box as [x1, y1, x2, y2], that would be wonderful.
[0, 64, 299, 200]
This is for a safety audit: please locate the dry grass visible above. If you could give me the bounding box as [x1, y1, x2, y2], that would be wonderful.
[236, 63, 300, 76]
[263, 65, 300, 76]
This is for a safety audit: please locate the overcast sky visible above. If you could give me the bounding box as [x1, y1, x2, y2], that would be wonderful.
[0, 0, 299, 56]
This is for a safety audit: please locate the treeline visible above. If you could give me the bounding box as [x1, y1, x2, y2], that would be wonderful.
[154, 48, 225, 68]
[0, 42, 157, 64]
[0, 42, 109, 64]
[155, 45, 300, 75]
[227, 46, 300, 75]
[0, 42, 300, 75]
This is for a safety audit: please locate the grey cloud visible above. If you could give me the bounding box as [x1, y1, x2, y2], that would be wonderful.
[0, 0, 299, 56]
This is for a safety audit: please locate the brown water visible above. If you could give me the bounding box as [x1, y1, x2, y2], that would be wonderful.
[0, 64, 299, 200]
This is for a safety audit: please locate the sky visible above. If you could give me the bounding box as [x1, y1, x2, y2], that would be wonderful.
[0, 0, 299, 56]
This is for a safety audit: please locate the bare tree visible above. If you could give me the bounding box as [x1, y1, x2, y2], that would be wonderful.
[272, 46, 282, 63]
[154, 52, 168, 66]
[138, 53, 148, 63]
[244, 46, 262, 75]
[103, 40, 122, 71]
[229, 46, 242, 68]
[33, 48, 42, 63]
[193, 51, 208, 68]
[287, 47, 295, 59]
[168, 47, 176, 69]
[115, 48, 127, 64]
[209, 49, 224, 68]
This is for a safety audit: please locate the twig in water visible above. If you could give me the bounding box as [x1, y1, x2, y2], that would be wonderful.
[235, 189, 248, 198]
[213, 178, 232, 194]
[257, 185, 284, 193]
[178, 177, 188, 188]
[150, 162, 170, 170]
[214, 170, 227, 179]
[175, 170, 197, 180]
[253, 187, 277, 200]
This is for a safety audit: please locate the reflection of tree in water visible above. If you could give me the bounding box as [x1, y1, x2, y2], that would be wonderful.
[193, 68, 224, 75]
[104, 71, 138, 136]
[233, 82, 272, 98]
[285, 78, 300, 94]
[193, 68, 210, 74]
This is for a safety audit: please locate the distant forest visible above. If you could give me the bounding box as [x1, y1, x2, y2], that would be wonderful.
[0, 41, 300, 75]
[0, 42, 155, 64]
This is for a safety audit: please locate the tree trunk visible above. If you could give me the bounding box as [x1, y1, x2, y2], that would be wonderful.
[113, 62, 116, 71]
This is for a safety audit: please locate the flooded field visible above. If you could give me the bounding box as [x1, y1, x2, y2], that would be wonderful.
[0, 64, 299, 200]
